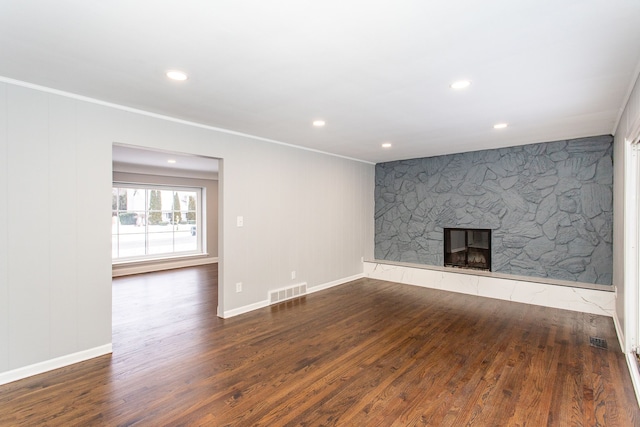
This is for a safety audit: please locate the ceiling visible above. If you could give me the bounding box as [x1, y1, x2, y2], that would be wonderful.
[112, 144, 219, 177]
[1, 1, 640, 164]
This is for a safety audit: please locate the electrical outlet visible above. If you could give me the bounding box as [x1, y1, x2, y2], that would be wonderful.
[236, 282, 242, 292]
[291, 270, 296, 280]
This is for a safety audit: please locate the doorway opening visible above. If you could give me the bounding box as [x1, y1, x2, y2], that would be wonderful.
[111, 143, 222, 311]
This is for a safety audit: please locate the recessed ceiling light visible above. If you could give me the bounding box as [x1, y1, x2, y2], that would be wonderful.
[313, 120, 326, 127]
[382, 142, 392, 148]
[493, 123, 508, 129]
[450, 80, 471, 90]
[166, 70, 188, 81]
[167, 159, 177, 164]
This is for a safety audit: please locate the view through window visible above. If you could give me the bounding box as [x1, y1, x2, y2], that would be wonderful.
[112, 184, 203, 260]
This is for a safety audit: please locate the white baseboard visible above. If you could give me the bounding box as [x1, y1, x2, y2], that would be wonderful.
[0, 344, 113, 386]
[222, 273, 365, 319]
[625, 351, 640, 408]
[613, 311, 627, 353]
[112, 257, 217, 277]
[308, 273, 365, 294]
[222, 299, 270, 319]
[364, 262, 615, 317]
[614, 311, 640, 407]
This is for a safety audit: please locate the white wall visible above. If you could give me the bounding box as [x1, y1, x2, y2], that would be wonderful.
[614, 71, 640, 352]
[111, 170, 219, 275]
[0, 80, 374, 381]
[0, 82, 8, 374]
[0, 84, 114, 382]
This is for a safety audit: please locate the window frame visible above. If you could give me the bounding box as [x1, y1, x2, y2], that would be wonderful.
[112, 182, 205, 263]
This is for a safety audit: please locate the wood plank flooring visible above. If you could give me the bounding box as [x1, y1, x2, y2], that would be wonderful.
[1, 264, 639, 426]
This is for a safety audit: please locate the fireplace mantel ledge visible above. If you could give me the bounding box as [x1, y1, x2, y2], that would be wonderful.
[365, 259, 614, 293]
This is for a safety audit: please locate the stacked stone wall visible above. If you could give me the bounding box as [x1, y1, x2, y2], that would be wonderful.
[374, 135, 613, 285]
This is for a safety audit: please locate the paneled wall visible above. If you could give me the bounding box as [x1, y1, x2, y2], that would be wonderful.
[0, 86, 113, 378]
[0, 83, 6, 373]
[0, 80, 374, 380]
[375, 135, 613, 285]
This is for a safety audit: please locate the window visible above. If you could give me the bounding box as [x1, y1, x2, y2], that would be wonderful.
[112, 184, 203, 261]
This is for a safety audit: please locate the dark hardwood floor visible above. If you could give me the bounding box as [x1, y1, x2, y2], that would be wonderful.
[1, 264, 639, 426]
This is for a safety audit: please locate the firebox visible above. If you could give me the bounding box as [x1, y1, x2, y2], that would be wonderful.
[444, 228, 491, 271]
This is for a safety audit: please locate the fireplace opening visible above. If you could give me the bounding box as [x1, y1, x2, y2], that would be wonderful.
[444, 228, 491, 271]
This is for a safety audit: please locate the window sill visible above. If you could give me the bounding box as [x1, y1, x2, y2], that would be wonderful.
[112, 253, 215, 277]
[113, 252, 209, 266]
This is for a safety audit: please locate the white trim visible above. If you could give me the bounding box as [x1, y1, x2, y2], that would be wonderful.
[614, 308, 626, 358]
[222, 299, 270, 318]
[630, 113, 640, 148]
[365, 262, 615, 316]
[308, 273, 365, 294]
[621, 126, 640, 412]
[624, 140, 639, 352]
[0, 76, 374, 166]
[614, 311, 640, 409]
[612, 58, 640, 134]
[0, 344, 113, 386]
[222, 273, 365, 318]
[112, 257, 217, 277]
[625, 351, 640, 408]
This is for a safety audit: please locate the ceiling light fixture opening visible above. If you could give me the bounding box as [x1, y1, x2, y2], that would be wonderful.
[450, 80, 471, 90]
[493, 123, 508, 129]
[167, 159, 177, 164]
[166, 70, 188, 81]
[382, 143, 392, 148]
[313, 120, 326, 127]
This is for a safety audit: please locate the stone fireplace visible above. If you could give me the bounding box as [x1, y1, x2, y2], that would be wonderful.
[374, 135, 613, 285]
[444, 228, 491, 271]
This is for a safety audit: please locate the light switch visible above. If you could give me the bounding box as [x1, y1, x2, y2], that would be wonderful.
[237, 216, 244, 227]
